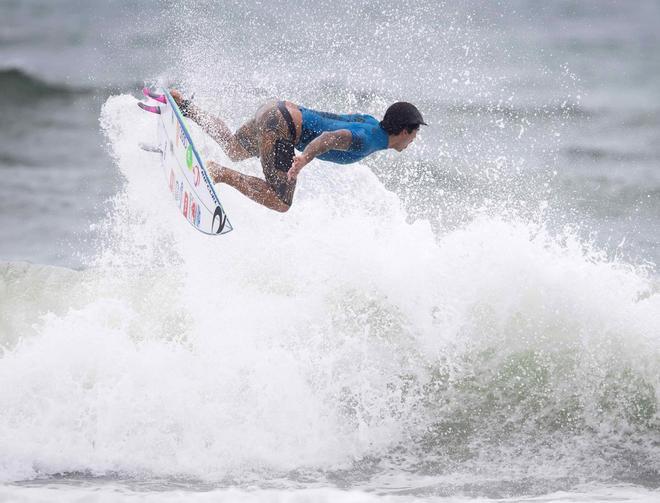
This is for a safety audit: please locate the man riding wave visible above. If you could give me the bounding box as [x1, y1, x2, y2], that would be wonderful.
[171, 90, 426, 212]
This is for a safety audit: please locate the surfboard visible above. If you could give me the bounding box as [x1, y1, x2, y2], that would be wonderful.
[138, 88, 233, 235]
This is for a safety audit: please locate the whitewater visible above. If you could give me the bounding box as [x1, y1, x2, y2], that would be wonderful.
[1, 1, 659, 501]
[0, 93, 658, 501]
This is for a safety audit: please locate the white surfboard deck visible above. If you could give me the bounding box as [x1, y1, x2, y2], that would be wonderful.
[145, 89, 232, 235]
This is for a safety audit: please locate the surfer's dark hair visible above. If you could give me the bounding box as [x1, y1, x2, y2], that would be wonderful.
[380, 102, 427, 135]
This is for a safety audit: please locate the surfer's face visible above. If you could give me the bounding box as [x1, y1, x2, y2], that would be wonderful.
[392, 128, 418, 152]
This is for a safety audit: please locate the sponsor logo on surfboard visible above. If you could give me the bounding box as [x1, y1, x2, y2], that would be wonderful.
[175, 121, 189, 150]
[212, 206, 226, 234]
[180, 124, 189, 149]
[192, 165, 201, 186]
[186, 145, 193, 169]
[175, 180, 183, 204]
[152, 89, 231, 235]
[202, 171, 221, 207]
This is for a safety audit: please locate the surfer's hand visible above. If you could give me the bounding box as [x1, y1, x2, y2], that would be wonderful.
[288, 155, 309, 182]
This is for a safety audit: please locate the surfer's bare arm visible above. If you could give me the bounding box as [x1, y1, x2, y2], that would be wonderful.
[289, 129, 352, 181]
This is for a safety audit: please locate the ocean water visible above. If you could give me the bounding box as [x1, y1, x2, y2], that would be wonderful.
[1, 1, 659, 502]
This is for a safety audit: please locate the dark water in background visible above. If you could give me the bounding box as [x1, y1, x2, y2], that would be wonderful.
[0, 1, 659, 502]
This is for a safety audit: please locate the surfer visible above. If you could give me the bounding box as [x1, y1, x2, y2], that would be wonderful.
[170, 90, 426, 212]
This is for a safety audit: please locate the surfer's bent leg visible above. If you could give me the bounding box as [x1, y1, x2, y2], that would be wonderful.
[170, 90, 257, 162]
[207, 161, 290, 212]
[256, 103, 297, 208]
[179, 96, 295, 212]
[232, 119, 260, 160]
[188, 108, 256, 162]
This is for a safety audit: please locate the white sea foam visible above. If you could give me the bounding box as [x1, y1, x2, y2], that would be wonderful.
[0, 483, 659, 503]
[0, 95, 657, 489]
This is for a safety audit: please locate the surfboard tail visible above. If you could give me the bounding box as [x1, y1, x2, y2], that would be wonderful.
[137, 86, 233, 235]
[139, 142, 163, 154]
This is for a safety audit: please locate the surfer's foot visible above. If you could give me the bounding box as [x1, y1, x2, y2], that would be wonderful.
[207, 161, 227, 184]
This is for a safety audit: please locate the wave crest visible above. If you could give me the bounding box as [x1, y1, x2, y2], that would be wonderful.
[0, 67, 92, 101]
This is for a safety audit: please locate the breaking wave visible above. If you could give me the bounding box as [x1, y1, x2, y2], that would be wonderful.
[0, 94, 657, 496]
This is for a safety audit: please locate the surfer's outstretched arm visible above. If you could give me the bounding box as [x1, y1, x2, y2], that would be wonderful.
[288, 129, 352, 181]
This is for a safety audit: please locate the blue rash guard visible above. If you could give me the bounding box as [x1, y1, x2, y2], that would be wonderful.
[296, 107, 389, 164]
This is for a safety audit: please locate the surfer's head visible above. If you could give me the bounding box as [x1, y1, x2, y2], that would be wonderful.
[381, 102, 427, 151]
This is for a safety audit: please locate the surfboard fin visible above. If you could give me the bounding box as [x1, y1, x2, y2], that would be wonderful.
[137, 102, 161, 114]
[142, 87, 167, 104]
[139, 142, 163, 154]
